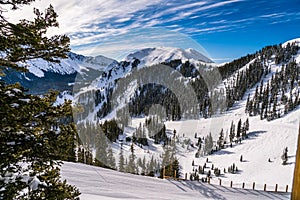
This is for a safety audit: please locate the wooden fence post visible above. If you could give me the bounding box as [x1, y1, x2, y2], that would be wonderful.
[292, 125, 300, 200]
[242, 182, 245, 189]
[230, 181, 233, 188]
[275, 184, 278, 192]
[163, 166, 165, 179]
[185, 173, 187, 181]
[174, 170, 176, 179]
[264, 184, 267, 191]
[208, 177, 210, 184]
[286, 185, 288, 192]
[252, 182, 255, 190]
[219, 179, 222, 186]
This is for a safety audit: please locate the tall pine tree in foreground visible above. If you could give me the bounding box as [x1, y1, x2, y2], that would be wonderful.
[0, 0, 79, 199]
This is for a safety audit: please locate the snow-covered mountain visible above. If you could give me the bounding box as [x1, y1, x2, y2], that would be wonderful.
[0, 52, 116, 94]
[72, 46, 216, 123]
[25, 52, 116, 78]
[70, 38, 300, 199]
[125, 47, 213, 67]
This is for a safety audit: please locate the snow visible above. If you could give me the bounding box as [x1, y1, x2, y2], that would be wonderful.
[61, 162, 290, 200]
[10, 103, 19, 108]
[124, 47, 213, 67]
[28, 176, 43, 191]
[19, 99, 30, 103]
[23, 52, 116, 77]
[282, 38, 300, 48]
[27, 65, 45, 78]
[60, 39, 299, 198]
[54, 91, 73, 106]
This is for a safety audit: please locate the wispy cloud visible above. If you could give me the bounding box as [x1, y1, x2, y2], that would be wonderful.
[3, 0, 300, 59]
[72, 27, 211, 60]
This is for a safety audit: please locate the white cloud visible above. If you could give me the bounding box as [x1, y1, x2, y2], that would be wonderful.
[72, 27, 211, 60]
[3, 0, 297, 59]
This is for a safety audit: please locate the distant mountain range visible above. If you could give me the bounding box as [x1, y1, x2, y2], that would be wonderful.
[2, 40, 300, 125]
[0, 47, 211, 95]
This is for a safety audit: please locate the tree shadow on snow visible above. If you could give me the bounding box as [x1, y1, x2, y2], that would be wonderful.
[168, 180, 227, 200]
[214, 150, 235, 155]
[246, 131, 267, 140]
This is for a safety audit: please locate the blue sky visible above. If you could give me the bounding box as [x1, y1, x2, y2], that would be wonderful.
[8, 0, 300, 63]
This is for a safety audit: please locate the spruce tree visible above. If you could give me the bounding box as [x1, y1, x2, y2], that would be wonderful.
[204, 133, 213, 155]
[0, 1, 69, 74]
[229, 121, 235, 143]
[118, 149, 125, 172]
[217, 128, 224, 149]
[0, 84, 80, 199]
[107, 147, 116, 169]
[245, 118, 249, 131]
[126, 143, 136, 174]
[236, 119, 242, 139]
[0, 1, 79, 198]
[95, 128, 108, 167]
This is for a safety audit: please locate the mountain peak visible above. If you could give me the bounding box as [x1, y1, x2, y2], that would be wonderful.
[124, 47, 213, 67]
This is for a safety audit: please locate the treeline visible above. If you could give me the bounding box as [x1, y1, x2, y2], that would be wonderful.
[246, 60, 300, 120]
[74, 40, 299, 127]
[74, 118, 179, 178]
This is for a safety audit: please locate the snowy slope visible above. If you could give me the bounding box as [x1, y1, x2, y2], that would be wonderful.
[59, 39, 300, 199]
[98, 38, 300, 194]
[25, 52, 116, 78]
[163, 40, 300, 191]
[164, 101, 299, 191]
[282, 38, 300, 48]
[125, 47, 213, 67]
[61, 162, 290, 200]
[282, 38, 300, 63]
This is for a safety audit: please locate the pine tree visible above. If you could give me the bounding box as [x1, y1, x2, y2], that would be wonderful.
[118, 149, 125, 172]
[0, 84, 80, 199]
[147, 155, 155, 176]
[0, 1, 69, 74]
[204, 133, 213, 155]
[0, 1, 79, 198]
[229, 121, 235, 143]
[281, 147, 288, 165]
[236, 119, 242, 139]
[245, 118, 249, 131]
[126, 143, 136, 174]
[217, 128, 224, 149]
[95, 128, 108, 167]
[107, 147, 116, 169]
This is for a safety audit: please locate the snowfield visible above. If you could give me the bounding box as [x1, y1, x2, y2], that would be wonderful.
[61, 162, 290, 200]
[60, 39, 300, 199]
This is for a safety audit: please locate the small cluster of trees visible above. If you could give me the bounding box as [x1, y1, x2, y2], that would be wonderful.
[190, 158, 221, 181]
[229, 118, 249, 144]
[227, 163, 238, 174]
[160, 140, 180, 178]
[144, 116, 168, 144]
[246, 60, 300, 120]
[194, 118, 250, 159]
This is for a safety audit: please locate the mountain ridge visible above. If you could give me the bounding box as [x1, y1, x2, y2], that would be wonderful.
[124, 46, 213, 67]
